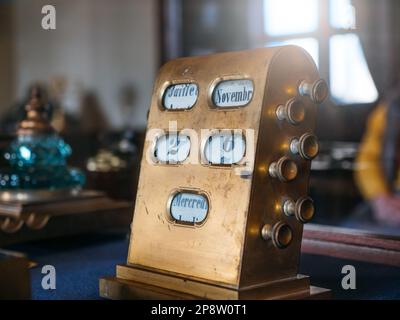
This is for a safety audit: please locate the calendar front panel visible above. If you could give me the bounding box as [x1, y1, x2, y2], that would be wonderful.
[128, 50, 271, 285]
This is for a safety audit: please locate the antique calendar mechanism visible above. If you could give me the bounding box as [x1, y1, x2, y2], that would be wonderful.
[100, 46, 330, 299]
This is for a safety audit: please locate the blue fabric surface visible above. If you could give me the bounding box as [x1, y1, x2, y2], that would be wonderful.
[6, 234, 400, 300]
[300, 254, 400, 300]
[7, 234, 129, 300]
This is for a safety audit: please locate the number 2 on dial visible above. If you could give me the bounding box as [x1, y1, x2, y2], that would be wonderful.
[154, 134, 191, 164]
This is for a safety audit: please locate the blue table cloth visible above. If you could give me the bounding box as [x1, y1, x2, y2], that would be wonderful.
[6, 233, 400, 300]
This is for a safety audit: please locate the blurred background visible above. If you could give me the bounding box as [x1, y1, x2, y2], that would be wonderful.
[0, 0, 399, 234]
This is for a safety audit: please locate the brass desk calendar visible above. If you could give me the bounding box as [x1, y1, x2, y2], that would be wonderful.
[100, 46, 330, 299]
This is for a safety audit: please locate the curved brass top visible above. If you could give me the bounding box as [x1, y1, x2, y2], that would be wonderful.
[17, 86, 54, 136]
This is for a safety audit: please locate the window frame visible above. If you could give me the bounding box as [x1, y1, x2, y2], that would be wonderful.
[260, 0, 362, 105]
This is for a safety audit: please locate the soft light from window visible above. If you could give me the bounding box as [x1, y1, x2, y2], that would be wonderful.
[329, 0, 356, 29]
[267, 38, 319, 67]
[263, 0, 318, 36]
[330, 34, 378, 104]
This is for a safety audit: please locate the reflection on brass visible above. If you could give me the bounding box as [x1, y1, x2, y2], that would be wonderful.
[261, 222, 293, 249]
[25, 213, 50, 230]
[283, 197, 315, 223]
[276, 98, 306, 125]
[269, 157, 298, 182]
[0, 217, 24, 233]
[299, 79, 328, 104]
[290, 133, 319, 160]
[17, 86, 54, 136]
[101, 47, 329, 300]
[86, 149, 127, 172]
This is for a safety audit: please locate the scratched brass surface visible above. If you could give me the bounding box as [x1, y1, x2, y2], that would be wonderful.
[240, 47, 318, 287]
[128, 47, 319, 288]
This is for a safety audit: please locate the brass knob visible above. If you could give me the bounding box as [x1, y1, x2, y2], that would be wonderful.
[261, 222, 293, 249]
[283, 197, 315, 223]
[269, 157, 298, 182]
[290, 133, 319, 160]
[276, 98, 306, 125]
[299, 79, 328, 104]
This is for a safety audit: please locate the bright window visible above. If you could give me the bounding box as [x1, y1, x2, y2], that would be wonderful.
[330, 34, 378, 104]
[263, 0, 378, 104]
[330, 0, 356, 29]
[264, 0, 319, 36]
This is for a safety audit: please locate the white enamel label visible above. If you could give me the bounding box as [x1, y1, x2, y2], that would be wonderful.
[163, 83, 198, 110]
[212, 79, 253, 108]
[204, 132, 246, 165]
[170, 192, 209, 224]
[154, 134, 191, 164]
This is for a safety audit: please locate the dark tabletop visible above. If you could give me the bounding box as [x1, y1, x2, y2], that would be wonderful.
[5, 233, 400, 300]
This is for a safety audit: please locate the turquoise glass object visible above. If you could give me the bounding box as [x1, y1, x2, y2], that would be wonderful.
[0, 134, 85, 190]
[0, 86, 85, 191]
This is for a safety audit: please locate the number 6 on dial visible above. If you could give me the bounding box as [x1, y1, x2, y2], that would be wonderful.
[203, 131, 246, 165]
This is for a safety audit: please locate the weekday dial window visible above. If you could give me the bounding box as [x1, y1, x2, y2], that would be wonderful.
[169, 192, 209, 225]
[154, 134, 191, 164]
[204, 131, 246, 165]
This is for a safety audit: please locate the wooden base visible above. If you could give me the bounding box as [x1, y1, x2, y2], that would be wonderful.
[100, 264, 331, 300]
[0, 190, 132, 246]
[0, 249, 31, 299]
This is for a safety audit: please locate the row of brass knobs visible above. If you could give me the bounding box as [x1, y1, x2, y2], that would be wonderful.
[268, 133, 319, 183]
[260, 197, 315, 248]
[262, 79, 327, 249]
[261, 197, 316, 249]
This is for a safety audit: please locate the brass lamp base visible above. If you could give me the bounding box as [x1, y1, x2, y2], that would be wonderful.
[100, 264, 331, 300]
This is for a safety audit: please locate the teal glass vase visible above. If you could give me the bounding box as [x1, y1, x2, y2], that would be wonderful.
[0, 86, 85, 192]
[0, 135, 85, 190]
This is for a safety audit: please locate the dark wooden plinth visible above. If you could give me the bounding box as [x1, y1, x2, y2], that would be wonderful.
[0, 190, 132, 246]
[0, 249, 31, 299]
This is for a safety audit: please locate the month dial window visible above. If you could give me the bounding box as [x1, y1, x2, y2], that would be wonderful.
[211, 79, 254, 108]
